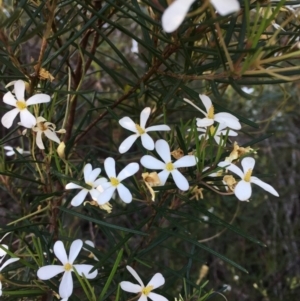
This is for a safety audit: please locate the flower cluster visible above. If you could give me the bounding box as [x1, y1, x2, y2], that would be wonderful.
[1, 80, 64, 150]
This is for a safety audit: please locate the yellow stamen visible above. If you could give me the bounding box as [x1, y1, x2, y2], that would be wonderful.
[244, 169, 252, 182]
[135, 124, 145, 135]
[110, 177, 120, 187]
[166, 162, 174, 171]
[207, 106, 214, 119]
[16, 101, 27, 110]
[209, 126, 216, 135]
[64, 263, 72, 271]
[142, 285, 154, 296]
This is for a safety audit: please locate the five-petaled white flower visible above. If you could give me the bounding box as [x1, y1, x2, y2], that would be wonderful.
[3, 146, 30, 157]
[0, 253, 20, 297]
[98, 157, 139, 204]
[218, 157, 279, 201]
[120, 265, 168, 301]
[66, 163, 108, 207]
[197, 123, 238, 145]
[37, 239, 97, 299]
[162, 0, 240, 33]
[118, 107, 170, 153]
[1, 80, 51, 129]
[184, 95, 241, 130]
[140, 139, 197, 191]
[31, 117, 65, 150]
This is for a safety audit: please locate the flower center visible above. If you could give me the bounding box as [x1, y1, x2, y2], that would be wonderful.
[16, 100, 27, 110]
[207, 106, 214, 119]
[244, 169, 252, 182]
[110, 177, 120, 187]
[37, 122, 48, 131]
[166, 162, 174, 171]
[142, 285, 154, 296]
[135, 124, 145, 135]
[64, 262, 73, 271]
[86, 181, 94, 189]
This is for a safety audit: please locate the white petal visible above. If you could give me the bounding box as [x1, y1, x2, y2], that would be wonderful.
[0, 258, 19, 271]
[162, 0, 196, 33]
[73, 264, 97, 279]
[148, 292, 168, 301]
[68, 239, 83, 264]
[94, 177, 108, 187]
[88, 168, 101, 183]
[97, 186, 116, 205]
[214, 113, 241, 130]
[36, 131, 44, 149]
[117, 162, 139, 182]
[146, 273, 165, 289]
[196, 118, 213, 127]
[83, 164, 92, 182]
[117, 183, 132, 203]
[234, 180, 252, 201]
[126, 266, 144, 287]
[65, 183, 82, 190]
[171, 169, 189, 191]
[174, 155, 197, 168]
[146, 125, 171, 132]
[140, 155, 165, 170]
[14, 80, 25, 100]
[0, 244, 8, 257]
[89, 188, 100, 200]
[120, 281, 142, 293]
[1, 108, 20, 128]
[157, 170, 170, 185]
[219, 129, 238, 137]
[241, 157, 255, 174]
[37, 265, 64, 280]
[138, 295, 148, 301]
[26, 94, 51, 106]
[218, 161, 244, 179]
[199, 94, 212, 113]
[3, 92, 17, 106]
[141, 133, 155, 150]
[59, 271, 73, 299]
[54, 241, 68, 264]
[104, 157, 116, 178]
[210, 0, 240, 16]
[119, 116, 137, 132]
[71, 189, 88, 207]
[251, 177, 279, 197]
[44, 129, 60, 144]
[140, 107, 151, 129]
[119, 134, 139, 154]
[155, 139, 171, 163]
[20, 110, 37, 128]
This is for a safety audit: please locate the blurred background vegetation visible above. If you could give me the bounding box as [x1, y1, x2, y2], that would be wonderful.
[0, 0, 300, 300]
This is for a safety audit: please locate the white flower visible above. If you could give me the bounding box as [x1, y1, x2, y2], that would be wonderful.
[218, 157, 279, 201]
[119, 107, 170, 153]
[65, 163, 108, 207]
[98, 158, 139, 204]
[140, 139, 197, 191]
[31, 117, 65, 149]
[197, 123, 238, 145]
[120, 265, 168, 301]
[162, 0, 240, 33]
[184, 95, 241, 130]
[37, 239, 97, 299]
[1, 80, 51, 129]
[0, 255, 20, 297]
[3, 146, 30, 156]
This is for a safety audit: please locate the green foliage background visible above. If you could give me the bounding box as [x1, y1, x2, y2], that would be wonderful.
[0, 0, 300, 300]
